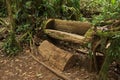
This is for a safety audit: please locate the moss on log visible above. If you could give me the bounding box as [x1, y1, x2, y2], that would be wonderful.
[96, 31, 120, 38]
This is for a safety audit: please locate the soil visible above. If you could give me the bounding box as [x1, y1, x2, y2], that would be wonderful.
[0, 38, 119, 80]
[0, 49, 59, 80]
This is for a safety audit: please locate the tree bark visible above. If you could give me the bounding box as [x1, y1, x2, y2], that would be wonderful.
[45, 29, 91, 44]
[38, 40, 78, 71]
[45, 19, 92, 35]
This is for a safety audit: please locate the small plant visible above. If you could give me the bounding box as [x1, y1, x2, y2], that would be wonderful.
[3, 0, 21, 56]
[92, 0, 120, 26]
[3, 32, 21, 56]
[0, 0, 7, 17]
[98, 31, 120, 80]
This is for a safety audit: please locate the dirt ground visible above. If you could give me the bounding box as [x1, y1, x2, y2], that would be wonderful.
[0, 49, 59, 80]
[0, 40, 119, 80]
[0, 46, 97, 80]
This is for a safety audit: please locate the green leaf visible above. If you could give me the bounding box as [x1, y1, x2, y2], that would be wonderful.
[111, 0, 116, 5]
[25, 1, 32, 9]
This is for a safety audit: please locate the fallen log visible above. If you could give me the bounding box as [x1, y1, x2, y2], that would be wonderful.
[30, 53, 71, 80]
[45, 19, 92, 35]
[30, 41, 71, 80]
[38, 40, 78, 71]
[45, 29, 91, 44]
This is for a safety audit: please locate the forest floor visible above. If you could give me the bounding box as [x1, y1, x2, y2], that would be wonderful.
[0, 37, 119, 80]
[0, 47, 96, 80]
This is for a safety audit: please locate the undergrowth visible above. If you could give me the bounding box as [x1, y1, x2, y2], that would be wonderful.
[0, 0, 120, 79]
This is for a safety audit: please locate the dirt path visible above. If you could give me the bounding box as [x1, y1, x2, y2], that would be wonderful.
[0, 47, 97, 80]
[0, 46, 119, 80]
[0, 50, 60, 80]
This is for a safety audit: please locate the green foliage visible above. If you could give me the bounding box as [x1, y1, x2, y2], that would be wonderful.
[108, 32, 120, 60]
[80, 0, 101, 13]
[79, 1, 120, 79]
[2, 0, 21, 56]
[92, 0, 120, 25]
[62, 0, 81, 20]
[3, 32, 21, 56]
[98, 32, 120, 80]
[96, 31, 120, 80]
[0, 0, 120, 79]
[0, 0, 7, 17]
[0, 0, 82, 56]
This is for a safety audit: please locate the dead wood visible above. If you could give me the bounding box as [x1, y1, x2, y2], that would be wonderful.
[30, 53, 71, 80]
[45, 19, 92, 35]
[45, 29, 91, 44]
[29, 39, 71, 80]
[38, 40, 78, 71]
